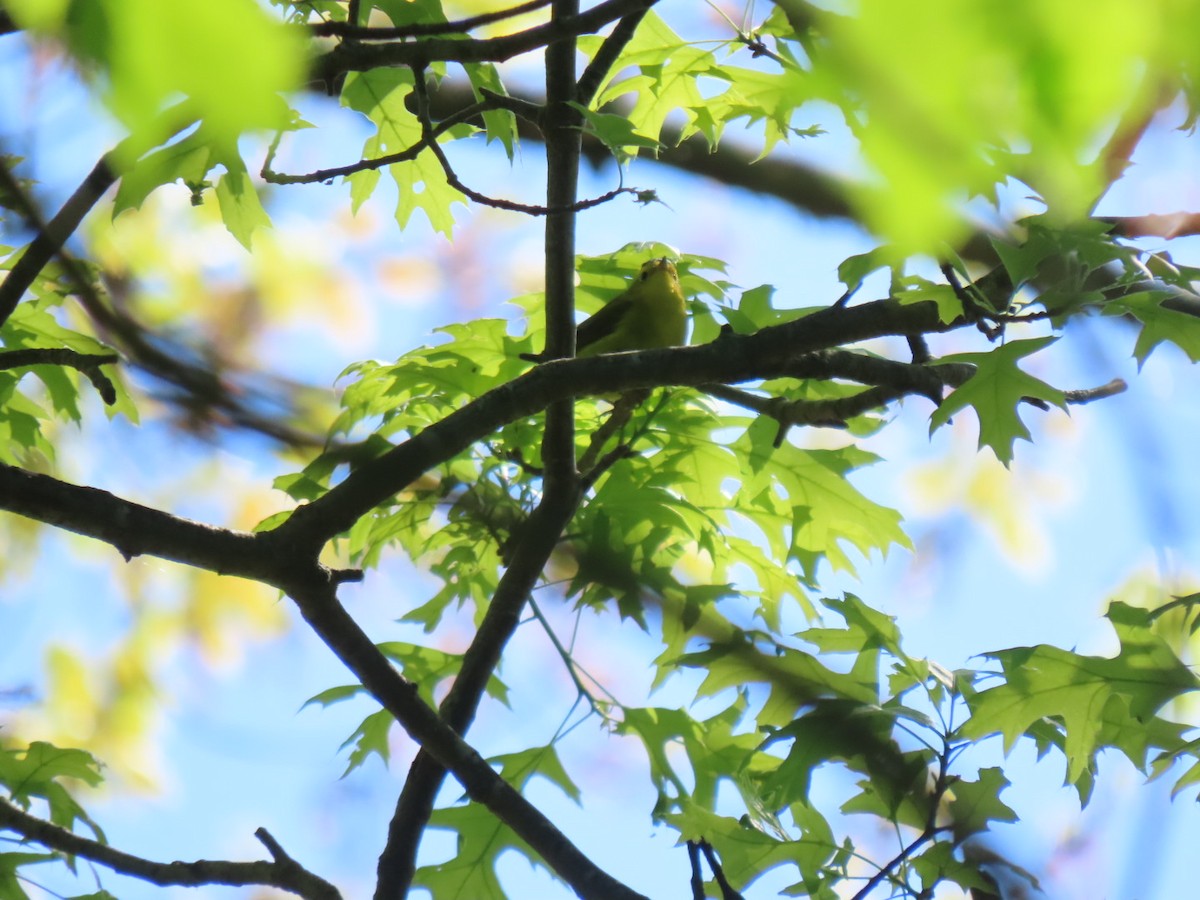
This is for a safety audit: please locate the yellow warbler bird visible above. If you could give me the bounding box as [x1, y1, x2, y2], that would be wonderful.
[523, 258, 687, 361]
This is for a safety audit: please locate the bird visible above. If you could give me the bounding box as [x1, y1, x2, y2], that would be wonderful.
[522, 257, 688, 362]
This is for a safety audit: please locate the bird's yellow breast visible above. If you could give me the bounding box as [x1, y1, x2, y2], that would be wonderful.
[580, 259, 687, 357]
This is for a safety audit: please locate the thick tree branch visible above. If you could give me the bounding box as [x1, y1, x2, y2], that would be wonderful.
[373, 8, 592, 885]
[277, 295, 958, 548]
[311, 0, 657, 83]
[311, 0, 552, 39]
[0, 476, 641, 898]
[0, 799, 340, 900]
[289, 582, 648, 900]
[0, 299, 952, 575]
[541, 0, 584, 490]
[0, 463, 283, 579]
[374, 488, 581, 897]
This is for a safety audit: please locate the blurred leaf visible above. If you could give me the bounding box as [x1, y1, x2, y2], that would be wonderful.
[77, 0, 303, 151]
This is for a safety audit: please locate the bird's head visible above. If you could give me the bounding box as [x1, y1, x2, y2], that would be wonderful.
[636, 257, 679, 289]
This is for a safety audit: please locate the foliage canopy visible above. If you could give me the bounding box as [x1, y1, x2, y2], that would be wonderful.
[2, 1, 1200, 899]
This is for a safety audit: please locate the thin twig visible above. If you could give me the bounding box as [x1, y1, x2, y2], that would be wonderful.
[311, 0, 658, 79]
[408, 63, 636, 216]
[527, 596, 615, 719]
[262, 98, 488, 184]
[1065, 378, 1126, 405]
[848, 730, 957, 900]
[576, 389, 646, 473]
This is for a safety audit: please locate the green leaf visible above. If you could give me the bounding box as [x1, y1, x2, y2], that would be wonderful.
[338, 708, 394, 776]
[377, 641, 509, 709]
[909, 841, 1014, 897]
[489, 746, 581, 804]
[568, 103, 662, 163]
[678, 636, 878, 727]
[92, 0, 303, 151]
[930, 337, 1066, 464]
[961, 602, 1197, 785]
[702, 64, 817, 156]
[945, 767, 1017, 836]
[806, 1, 1181, 249]
[413, 802, 543, 900]
[0, 742, 105, 806]
[342, 69, 466, 235]
[663, 803, 830, 894]
[587, 11, 720, 149]
[464, 63, 518, 159]
[0, 850, 54, 900]
[837, 248, 892, 294]
[738, 427, 910, 579]
[113, 131, 214, 215]
[838, 747, 935, 829]
[214, 154, 272, 249]
[763, 700, 917, 812]
[0, 742, 105, 839]
[3, 0, 71, 30]
[895, 281, 962, 323]
[301, 684, 364, 708]
[1107, 289, 1200, 364]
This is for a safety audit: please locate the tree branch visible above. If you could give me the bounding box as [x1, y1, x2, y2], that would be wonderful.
[700, 350, 972, 444]
[0, 348, 120, 404]
[427, 75, 856, 216]
[0, 799, 341, 900]
[373, 487, 581, 897]
[0, 463, 283, 580]
[577, 4, 650, 108]
[311, 0, 552, 39]
[0, 299, 955, 577]
[0, 294, 1124, 900]
[0, 157, 115, 329]
[0, 475, 641, 898]
[287, 582, 648, 900]
[1104, 211, 1200, 240]
[410, 69, 636, 216]
[276, 294, 960, 548]
[311, 0, 657, 82]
